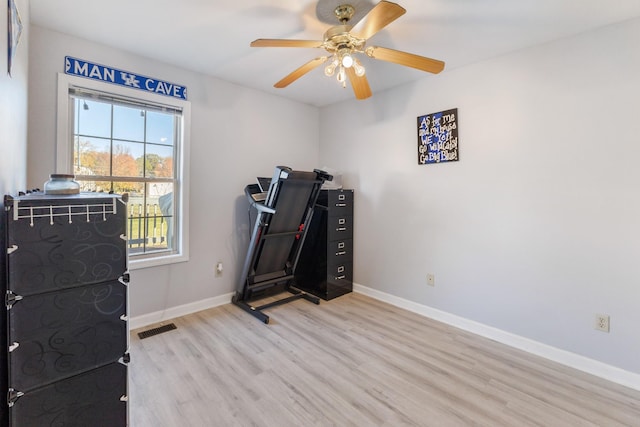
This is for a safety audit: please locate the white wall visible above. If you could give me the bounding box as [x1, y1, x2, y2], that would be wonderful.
[27, 26, 320, 319]
[25, 14, 639, 379]
[319, 18, 640, 374]
[1, 1, 28, 424]
[1, 0, 29, 197]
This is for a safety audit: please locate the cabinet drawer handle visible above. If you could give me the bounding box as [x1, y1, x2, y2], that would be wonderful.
[336, 227, 347, 231]
[335, 275, 346, 280]
[336, 251, 346, 256]
[335, 203, 347, 207]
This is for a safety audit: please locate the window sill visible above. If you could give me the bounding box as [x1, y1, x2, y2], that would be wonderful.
[129, 252, 189, 270]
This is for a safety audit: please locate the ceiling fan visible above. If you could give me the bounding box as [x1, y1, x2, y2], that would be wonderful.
[250, 0, 445, 100]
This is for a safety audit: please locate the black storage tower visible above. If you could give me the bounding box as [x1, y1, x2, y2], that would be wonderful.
[295, 189, 354, 300]
[2, 193, 129, 426]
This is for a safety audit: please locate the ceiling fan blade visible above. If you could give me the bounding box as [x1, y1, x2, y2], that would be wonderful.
[251, 39, 323, 48]
[366, 46, 445, 74]
[274, 57, 328, 88]
[350, 1, 406, 41]
[346, 67, 372, 100]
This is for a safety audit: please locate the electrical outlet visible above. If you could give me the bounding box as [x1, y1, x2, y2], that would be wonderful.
[595, 314, 610, 332]
[215, 261, 223, 277]
[427, 274, 435, 286]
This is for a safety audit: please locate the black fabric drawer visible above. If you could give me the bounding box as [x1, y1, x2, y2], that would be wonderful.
[6, 195, 127, 296]
[8, 280, 128, 391]
[10, 362, 128, 427]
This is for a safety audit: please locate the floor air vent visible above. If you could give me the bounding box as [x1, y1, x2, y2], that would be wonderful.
[137, 323, 177, 339]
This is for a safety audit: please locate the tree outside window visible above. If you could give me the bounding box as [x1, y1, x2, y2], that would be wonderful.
[70, 92, 181, 258]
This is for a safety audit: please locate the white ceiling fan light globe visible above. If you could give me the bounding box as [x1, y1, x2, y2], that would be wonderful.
[341, 53, 354, 68]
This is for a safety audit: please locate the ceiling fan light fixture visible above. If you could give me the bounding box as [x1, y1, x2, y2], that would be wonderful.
[337, 66, 347, 87]
[324, 64, 336, 76]
[353, 59, 365, 77]
[341, 53, 354, 68]
[324, 56, 339, 76]
[252, 1, 443, 100]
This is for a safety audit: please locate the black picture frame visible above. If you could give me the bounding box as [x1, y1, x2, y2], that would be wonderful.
[417, 108, 459, 165]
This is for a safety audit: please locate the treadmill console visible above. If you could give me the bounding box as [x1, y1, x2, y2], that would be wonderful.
[257, 177, 272, 193]
[245, 183, 266, 203]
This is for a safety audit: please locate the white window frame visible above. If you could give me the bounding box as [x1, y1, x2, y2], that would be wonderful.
[56, 73, 190, 270]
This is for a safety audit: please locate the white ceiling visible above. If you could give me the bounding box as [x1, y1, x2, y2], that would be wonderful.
[30, 0, 640, 107]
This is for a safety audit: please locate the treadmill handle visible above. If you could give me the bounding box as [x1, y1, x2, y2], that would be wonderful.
[254, 203, 276, 215]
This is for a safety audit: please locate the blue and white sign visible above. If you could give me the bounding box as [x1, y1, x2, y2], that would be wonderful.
[65, 56, 187, 100]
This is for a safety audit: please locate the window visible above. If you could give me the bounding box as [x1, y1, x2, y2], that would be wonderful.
[57, 74, 190, 269]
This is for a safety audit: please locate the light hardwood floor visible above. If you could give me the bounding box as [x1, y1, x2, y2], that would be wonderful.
[129, 293, 640, 426]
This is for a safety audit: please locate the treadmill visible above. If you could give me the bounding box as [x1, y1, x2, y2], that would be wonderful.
[233, 166, 332, 323]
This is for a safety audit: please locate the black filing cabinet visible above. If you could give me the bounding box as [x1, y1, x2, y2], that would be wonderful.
[296, 189, 354, 300]
[1, 193, 129, 426]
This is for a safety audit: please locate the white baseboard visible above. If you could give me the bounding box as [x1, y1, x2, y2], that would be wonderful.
[130, 292, 233, 330]
[129, 285, 640, 391]
[353, 283, 640, 391]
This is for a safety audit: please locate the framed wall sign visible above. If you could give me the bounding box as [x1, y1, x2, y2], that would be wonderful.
[7, 0, 23, 76]
[417, 108, 459, 165]
[64, 56, 188, 100]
